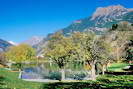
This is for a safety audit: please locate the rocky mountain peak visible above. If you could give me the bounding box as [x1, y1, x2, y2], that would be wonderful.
[91, 5, 129, 20]
[23, 36, 44, 46]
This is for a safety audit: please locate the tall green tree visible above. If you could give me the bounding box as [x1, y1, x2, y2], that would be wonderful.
[71, 31, 113, 79]
[71, 32, 100, 80]
[44, 32, 74, 81]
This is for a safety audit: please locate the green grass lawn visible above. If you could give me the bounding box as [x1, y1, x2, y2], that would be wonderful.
[97, 75, 133, 88]
[107, 62, 129, 72]
[1, 64, 133, 89]
[0, 68, 43, 89]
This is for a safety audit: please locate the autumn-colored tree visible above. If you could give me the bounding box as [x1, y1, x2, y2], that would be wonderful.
[5, 44, 36, 69]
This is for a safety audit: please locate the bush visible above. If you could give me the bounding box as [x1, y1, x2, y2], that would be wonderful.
[67, 72, 86, 80]
[11, 63, 22, 71]
[48, 72, 61, 80]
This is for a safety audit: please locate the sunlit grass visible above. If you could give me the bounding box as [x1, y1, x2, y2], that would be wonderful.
[1, 63, 133, 89]
[0, 68, 42, 89]
[107, 62, 129, 72]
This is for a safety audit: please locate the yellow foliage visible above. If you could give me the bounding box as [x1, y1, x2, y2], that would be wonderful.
[5, 44, 36, 63]
[84, 64, 91, 70]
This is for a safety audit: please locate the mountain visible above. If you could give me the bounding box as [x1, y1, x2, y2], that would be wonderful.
[23, 36, 44, 46]
[0, 39, 13, 52]
[34, 5, 133, 55]
[8, 41, 17, 46]
[32, 37, 51, 56]
[61, 5, 133, 35]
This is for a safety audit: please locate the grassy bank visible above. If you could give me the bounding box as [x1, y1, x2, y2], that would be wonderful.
[107, 62, 129, 72]
[0, 68, 42, 89]
[1, 67, 133, 89]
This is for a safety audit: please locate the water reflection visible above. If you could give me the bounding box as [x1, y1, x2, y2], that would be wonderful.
[21, 62, 90, 80]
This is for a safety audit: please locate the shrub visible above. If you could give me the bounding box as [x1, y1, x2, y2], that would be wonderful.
[48, 72, 61, 80]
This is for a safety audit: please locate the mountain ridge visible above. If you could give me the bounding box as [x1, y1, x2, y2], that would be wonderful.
[0, 39, 13, 52]
[33, 5, 133, 55]
[61, 5, 133, 35]
[22, 36, 44, 46]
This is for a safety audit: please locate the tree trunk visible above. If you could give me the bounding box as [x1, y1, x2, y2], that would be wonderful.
[90, 60, 96, 81]
[18, 69, 22, 79]
[102, 65, 105, 75]
[61, 68, 65, 81]
[106, 62, 109, 72]
[49, 61, 52, 67]
[116, 47, 120, 62]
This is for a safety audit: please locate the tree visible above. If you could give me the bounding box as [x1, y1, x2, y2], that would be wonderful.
[71, 31, 114, 79]
[71, 32, 100, 80]
[95, 40, 112, 75]
[87, 38, 112, 78]
[125, 37, 133, 63]
[44, 32, 74, 81]
[126, 48, 133, 62]
[5, 44, 36, 69]
[111, 24, 118, 30]
[131, 23, 133, 27]
[0, 52, 6, 65]
[98, 34, 115, 75]
[107, 22, 133, 62]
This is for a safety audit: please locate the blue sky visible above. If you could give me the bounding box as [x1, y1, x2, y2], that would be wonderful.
[0, 0, 133, 43]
